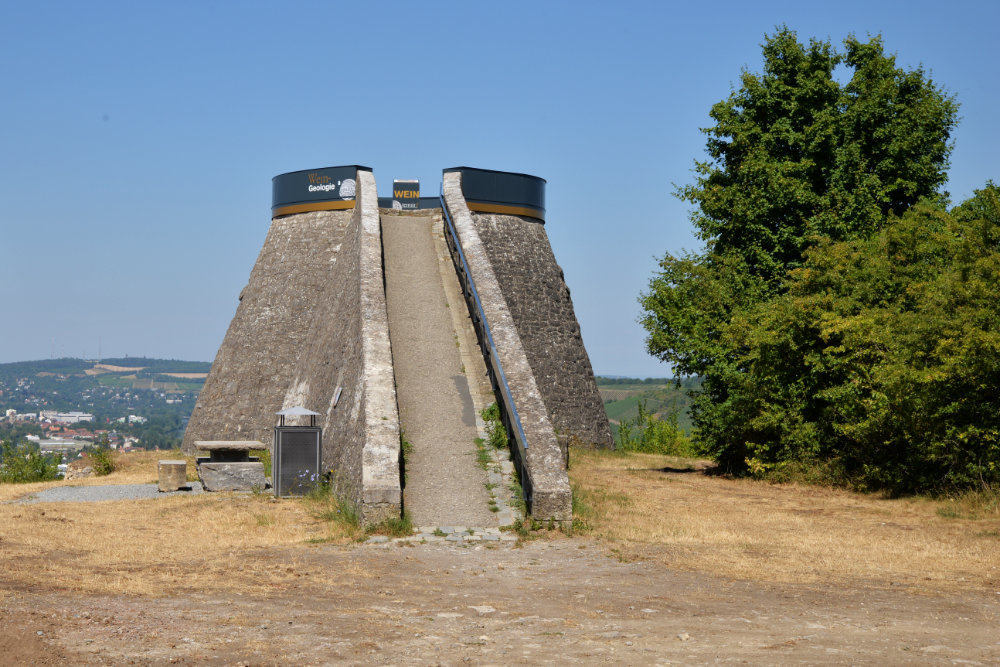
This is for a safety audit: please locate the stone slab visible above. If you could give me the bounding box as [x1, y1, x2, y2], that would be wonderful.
[158, 460, 188, 492]
[198, 461, 268, 492]
[194, 441, 266, 452]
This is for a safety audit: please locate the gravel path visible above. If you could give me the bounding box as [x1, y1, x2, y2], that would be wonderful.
[382, 214, 497, 528]
[14, 482, 204, 504]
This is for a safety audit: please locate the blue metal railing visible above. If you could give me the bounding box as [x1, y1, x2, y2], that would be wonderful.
[439, 186, 531, 466]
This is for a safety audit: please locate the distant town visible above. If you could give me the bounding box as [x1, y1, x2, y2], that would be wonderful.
[0, 357, 211, 455]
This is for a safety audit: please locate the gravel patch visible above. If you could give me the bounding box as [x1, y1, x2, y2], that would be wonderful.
[15, 482, 205, 504]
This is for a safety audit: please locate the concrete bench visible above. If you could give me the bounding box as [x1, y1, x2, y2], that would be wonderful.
[194, 441, 269, 492]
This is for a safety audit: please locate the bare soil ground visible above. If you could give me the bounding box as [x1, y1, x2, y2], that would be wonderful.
[1, 450, 998, 665]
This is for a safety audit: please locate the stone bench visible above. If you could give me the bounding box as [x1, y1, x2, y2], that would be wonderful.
[194, 441, 269, 492]
[158, 459, 188, 492]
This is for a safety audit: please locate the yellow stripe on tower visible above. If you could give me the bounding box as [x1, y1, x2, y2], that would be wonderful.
[271, 200, 356, 217]
[465, 202, 545, 221]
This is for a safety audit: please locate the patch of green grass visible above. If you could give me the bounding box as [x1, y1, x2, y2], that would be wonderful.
[935, 486, 1000, 520]
[570, 482, 595, 533]
[513, 515, 542, 538]
[367, 511, 414, 538]
[937, 505, 961, 519]
[303, 480, 360, 533]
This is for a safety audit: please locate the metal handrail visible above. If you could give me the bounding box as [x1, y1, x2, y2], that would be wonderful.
[439, 187, 530, 458]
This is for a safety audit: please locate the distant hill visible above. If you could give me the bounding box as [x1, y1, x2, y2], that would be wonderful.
[596, 376, 701, 439]
[0, 358, 212, 449]
[0, 358, 212, 404]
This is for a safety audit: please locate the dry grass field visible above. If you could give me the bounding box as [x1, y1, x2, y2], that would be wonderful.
[2, 449, 996, 598]
[0, 450, 359, 599]
[569, 448, 1000, 593]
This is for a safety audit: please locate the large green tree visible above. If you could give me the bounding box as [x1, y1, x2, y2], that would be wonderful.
[641, 28, 962, 486]
[678, 28, 957, 289]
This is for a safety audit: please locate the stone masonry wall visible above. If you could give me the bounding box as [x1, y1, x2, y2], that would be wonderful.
[471, 215, 614, 450]
[182, 208, 353, 451]
[182, 171, 401, 525]
[442, 172, 571, 522]
[282, 170, 401, 524]
[281, 189, 366, 504]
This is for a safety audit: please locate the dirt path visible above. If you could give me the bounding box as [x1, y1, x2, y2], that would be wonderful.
[382, 215, 497, 529]
[3, 538, 998, 665]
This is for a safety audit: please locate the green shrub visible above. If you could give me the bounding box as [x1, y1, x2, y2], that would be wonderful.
[0, 439, 60, 483]
[88, 446, 116, 476]
[617, 401, 699, 456]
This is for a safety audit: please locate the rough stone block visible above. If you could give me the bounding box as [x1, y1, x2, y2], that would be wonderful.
[198, 461, 268, 492]
[158, 460, 187, 492]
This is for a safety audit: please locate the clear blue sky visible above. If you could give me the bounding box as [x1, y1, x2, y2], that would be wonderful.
[2, 1, 997, 377]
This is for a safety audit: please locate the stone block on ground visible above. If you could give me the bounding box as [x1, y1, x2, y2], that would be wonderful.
[198, 461, 268, 492]
[158, 460, 188, 492]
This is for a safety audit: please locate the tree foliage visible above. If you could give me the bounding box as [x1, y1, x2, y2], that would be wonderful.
[0, 439, 60, 483]
[639, 28, 993, 493]
[679, 27, 957, 289]
[719, 186, 1000, 491]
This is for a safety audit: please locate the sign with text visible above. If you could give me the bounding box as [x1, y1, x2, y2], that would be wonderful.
[391, 179, 420, 211]
[272, 165, 372, 217]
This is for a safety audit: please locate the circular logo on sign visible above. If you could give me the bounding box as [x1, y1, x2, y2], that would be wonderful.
[392, 200, 402, 210]
[339, 178, 356, 199]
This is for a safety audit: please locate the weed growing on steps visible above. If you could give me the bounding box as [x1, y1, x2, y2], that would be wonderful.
[400, 430, 414, 485]
[481, 403, 509, 451]
[473, 437, 491, 470]
[508, 465, 527, 517]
